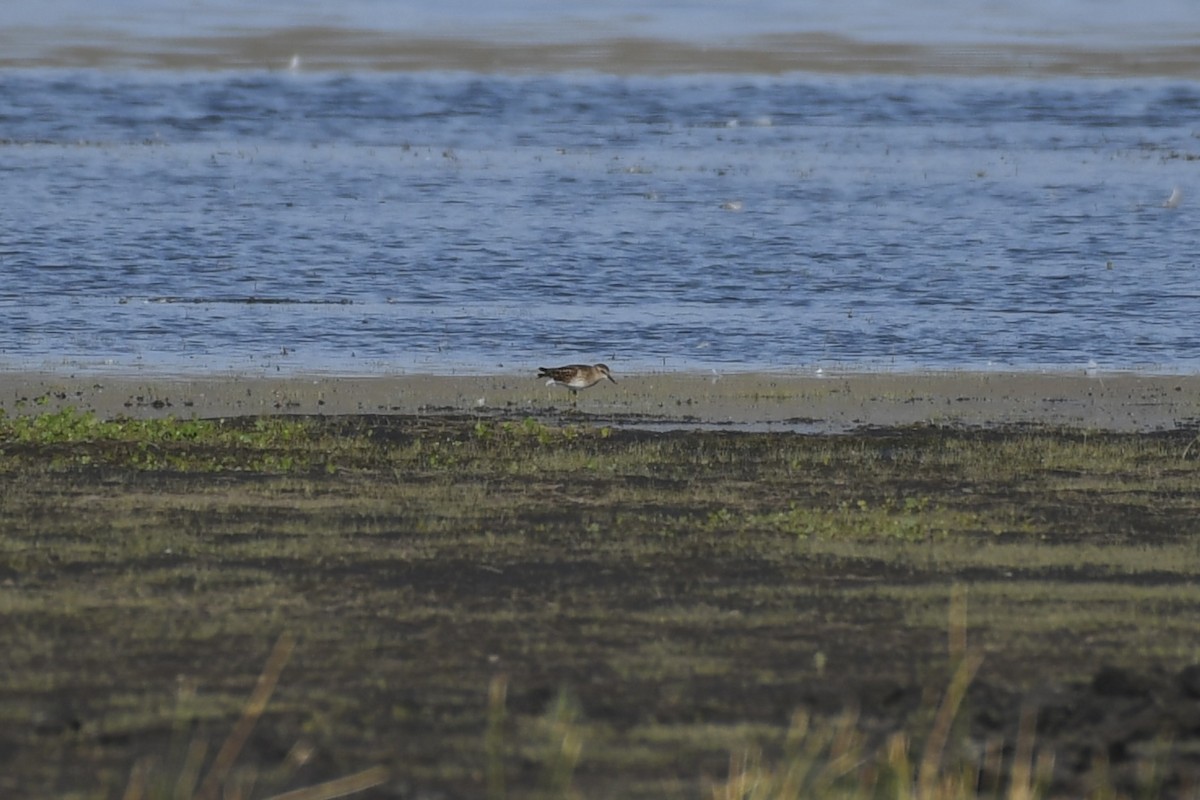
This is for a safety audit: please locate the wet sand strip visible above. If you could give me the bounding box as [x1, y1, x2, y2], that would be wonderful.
[5, 30, 1200, 77]
[2, 370, 1198, 432]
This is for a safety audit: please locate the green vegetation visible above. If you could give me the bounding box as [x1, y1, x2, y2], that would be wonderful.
[0, 408, 352, 472]
[1, 409, 1199, 798]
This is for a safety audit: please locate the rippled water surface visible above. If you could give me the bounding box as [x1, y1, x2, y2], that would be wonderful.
[1, 72, 1198, 374]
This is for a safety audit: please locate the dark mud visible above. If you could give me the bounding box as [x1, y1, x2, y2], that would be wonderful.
[2, 416, 1200, 798]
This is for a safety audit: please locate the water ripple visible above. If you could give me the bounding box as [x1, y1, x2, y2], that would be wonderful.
[0, 73, 1197, 374]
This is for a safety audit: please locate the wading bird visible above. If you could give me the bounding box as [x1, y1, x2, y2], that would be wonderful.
[537, 363, 617, 405]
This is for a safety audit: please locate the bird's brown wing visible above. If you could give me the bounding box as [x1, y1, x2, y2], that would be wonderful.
[538, 366, 585, 382]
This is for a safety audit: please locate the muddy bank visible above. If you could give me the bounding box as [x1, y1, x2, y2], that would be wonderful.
[3, 413, 1200, 797]
[6, 30, 1200, 77]
[2, 370, 1199, 432]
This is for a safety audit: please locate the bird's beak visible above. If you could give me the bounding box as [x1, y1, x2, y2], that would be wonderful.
[608, 374, 617, 384]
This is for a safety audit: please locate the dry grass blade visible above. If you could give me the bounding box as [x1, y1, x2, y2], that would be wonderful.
[486, 674, 509, 800]
[1008, 706, 1041, 800]
[1183, 433, 1200, 460]
[175, 739, 209, 800]
[918, 654, 983, 790]
[121, 757, 152, 800]
[195, 632, 297, 800]
[261, 766, 391, 800]
[948, 583, 968, 663]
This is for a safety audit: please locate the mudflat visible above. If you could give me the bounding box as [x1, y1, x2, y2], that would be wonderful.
[3, 369, 1199, 431]
[8, 31, 1200, 77]
[2, 372, 1200, 798]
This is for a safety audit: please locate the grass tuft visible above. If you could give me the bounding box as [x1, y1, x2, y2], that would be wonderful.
[119, 633, 387, 800]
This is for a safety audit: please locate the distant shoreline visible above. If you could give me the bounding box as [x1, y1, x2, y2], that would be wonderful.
[3, 31, 1200, 77]
[3, 369, 1198, 432]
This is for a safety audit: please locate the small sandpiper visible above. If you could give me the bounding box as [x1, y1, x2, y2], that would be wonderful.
[538, 363, 617, 402]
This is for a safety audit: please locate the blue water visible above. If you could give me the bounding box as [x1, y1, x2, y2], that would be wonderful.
[1, 71, 1198, 375]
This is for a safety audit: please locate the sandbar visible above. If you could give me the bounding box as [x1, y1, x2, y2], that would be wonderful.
[2, 369, 1198, 432]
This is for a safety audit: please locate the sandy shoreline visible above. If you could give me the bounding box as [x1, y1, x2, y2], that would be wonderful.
[4, 31, 1200, 77]
[2, 369, 1198, 432]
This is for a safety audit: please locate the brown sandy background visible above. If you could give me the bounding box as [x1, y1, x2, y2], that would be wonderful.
[3, 30, 1200, 77]
[2, 370, 1198, 432]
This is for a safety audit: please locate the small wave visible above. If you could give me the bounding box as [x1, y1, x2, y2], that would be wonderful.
[141, 296, 355, 305]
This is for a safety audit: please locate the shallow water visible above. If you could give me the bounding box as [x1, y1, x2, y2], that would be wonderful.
[1, 71, 1198, 376]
